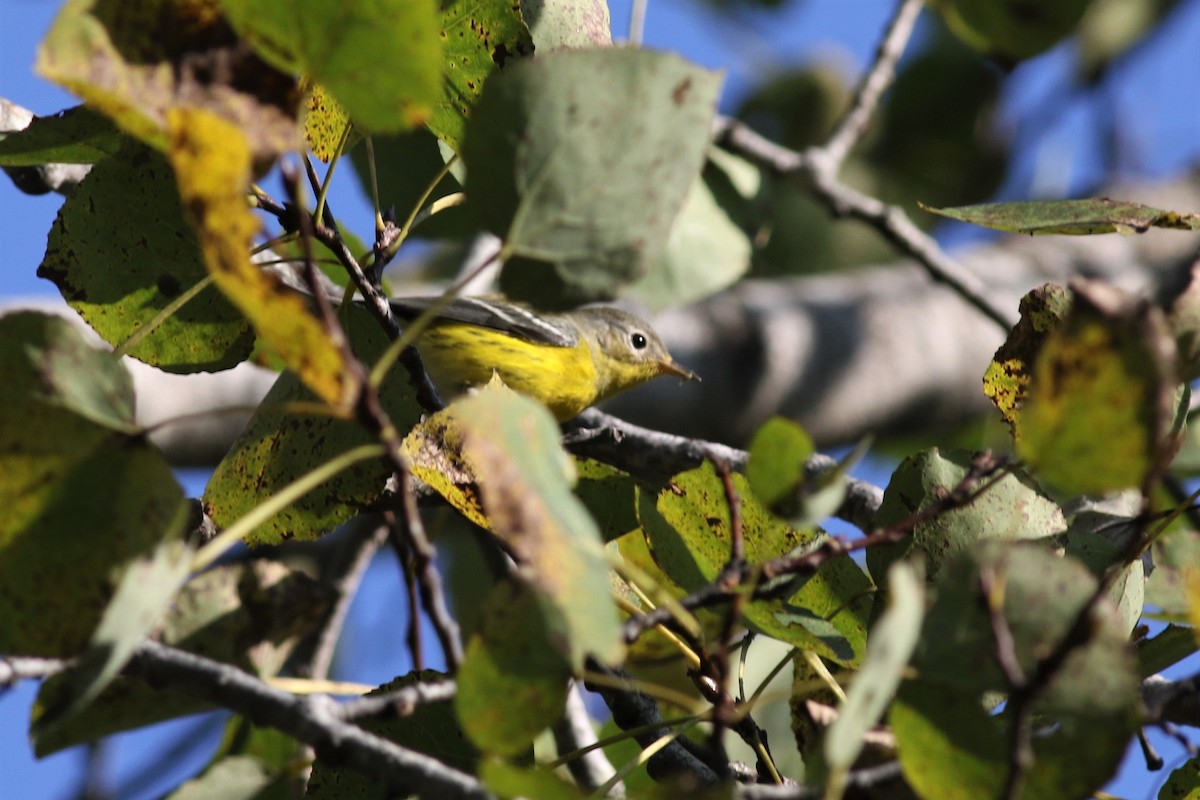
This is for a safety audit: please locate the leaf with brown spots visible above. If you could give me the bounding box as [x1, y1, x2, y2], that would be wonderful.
[638, 461, 872, 665]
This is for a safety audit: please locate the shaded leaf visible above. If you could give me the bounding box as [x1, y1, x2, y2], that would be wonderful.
[165, 756, 277, 800]
[1138, 624, 1197, 678]
[923, 197, 1200, 235]
[1166, 261, 1200, 381]
[35, 560, 327, 756]
[1016, 281, 1177, 495]
[895, 542, 1140, 800]
[308, 669, 478, 797]
[1159, 757, 1200, 800]
[824, 562, 922, 778]
[456, 579, 570, 756]
[0, 105, 126, 165]
[38, 141, 254, 373]
[463, 48, 722, 308]
[929, 0, 1091, 63]
[480, 758, 590, 800]
[31, 508, 191, 747]
[37, 0, 298, 160]
[574, 459, 639, 543]
[866, 448, 1065, 585]
[627, 151, 754, 312]
[220, 0, 442, 134]
[0, 313, 188, 659]
[204, 306, 421, 545]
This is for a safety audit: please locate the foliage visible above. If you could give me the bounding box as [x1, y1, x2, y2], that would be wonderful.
[3, 1, 1200, 799]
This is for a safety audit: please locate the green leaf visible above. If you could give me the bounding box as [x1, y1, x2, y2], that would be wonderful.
[574, 459, 640, 543]
[746, 416, 815, 511]
[480, 759, 590, 800]
[38, 141, 254, 373]
[640, 462, 872, 665]
[302, 80, 358, 163]
[307, 669, 478, 797]
[1146, 528, 1200, 618]
[929, 0, 1091, 63]
[204, 308, 422, 545]
[824, 562, 923, 779]
[32, 507, 192, 747]
[1159, 757, 1200, 800]
[1016, 281, 1177, 495]
[0, 105, 127, 165]
[866, 449, 1065, 585]
[1138, 624, 1197, 678]
[0, 313, 189, 658]
[220, 0, 443, 134]
[456, 579, 570, 756]
[165, 756, 277, 800]
[520, 0, 612, 51]
[430, 0, 534, 151]
[463, 48, 722, 308]
[1167, 261, 1200, 381]
[922, 197, 1200, 235]
[37, 536, 321, 757]
[895, 542, 1140, 800]
[37, 0, 299, 158]
[627, 153, 754, 312]
[982, 283, 1074, 432]
[435, 383, 624, 667]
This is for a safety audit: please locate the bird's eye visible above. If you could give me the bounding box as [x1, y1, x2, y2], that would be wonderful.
[630, 332, 648, 350]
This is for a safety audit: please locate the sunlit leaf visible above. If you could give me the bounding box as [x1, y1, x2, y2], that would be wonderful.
[204, 307, 421, 545]
[166, 107, 352, 408]
[520, 0, 612, 50]
[39, 140, 254, 373]
[430, 0, 534, 151]
[982, 283, 1073, 432]
[411, 382, 624, 667]
[220, 0, 442, 134]
[640, 462, 872, 665]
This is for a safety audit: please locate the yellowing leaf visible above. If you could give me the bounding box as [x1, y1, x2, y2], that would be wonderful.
[36, 0, 298, 159]
[166, 108, 353, 409]
[982, 284, 1073, 431]
[1017, 281, 1177, 495]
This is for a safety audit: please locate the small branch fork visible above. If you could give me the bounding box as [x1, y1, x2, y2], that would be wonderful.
[712, 0, 1016, 332]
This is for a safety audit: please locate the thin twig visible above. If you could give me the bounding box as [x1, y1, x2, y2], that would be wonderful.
[623, 452, 1008, 644]
[823, 0, 925, 169]
[553, 682, 623, 794]
[334, 677, 458, 721]
[125, 642, 489, 799]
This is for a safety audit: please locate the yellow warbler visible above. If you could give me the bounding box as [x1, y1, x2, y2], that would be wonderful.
[389, 296, 698, 421]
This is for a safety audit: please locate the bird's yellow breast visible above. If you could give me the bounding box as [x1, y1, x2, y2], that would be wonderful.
[415, 321, 600, 421]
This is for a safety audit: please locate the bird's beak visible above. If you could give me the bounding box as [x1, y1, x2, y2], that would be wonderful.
[658, 360, 700, 382]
